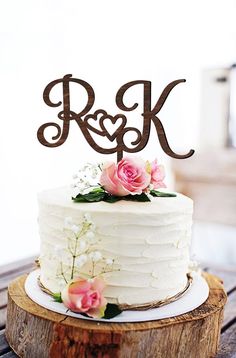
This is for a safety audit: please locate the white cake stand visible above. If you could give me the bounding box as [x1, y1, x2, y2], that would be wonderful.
[25, 269, 209, 323]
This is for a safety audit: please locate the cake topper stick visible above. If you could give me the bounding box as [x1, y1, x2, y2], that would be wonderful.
[37, 74, 194, 162]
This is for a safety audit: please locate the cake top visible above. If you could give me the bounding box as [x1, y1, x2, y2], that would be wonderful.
[38, 186, 193, 215]
[38, 156, 193, 214]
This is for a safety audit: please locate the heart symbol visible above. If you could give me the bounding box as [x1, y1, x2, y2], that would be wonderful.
[84, 110, 107, 136]
[84, 109, 127, 142]
[100, 114, 127, 141]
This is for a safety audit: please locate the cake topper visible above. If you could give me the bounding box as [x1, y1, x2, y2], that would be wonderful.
[37, 74, 194, 162]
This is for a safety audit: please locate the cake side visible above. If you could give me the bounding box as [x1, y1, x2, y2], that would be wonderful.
[38, 187, 193, 306]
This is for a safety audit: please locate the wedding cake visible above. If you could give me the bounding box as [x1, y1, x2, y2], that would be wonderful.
[38, 157, 193, 318]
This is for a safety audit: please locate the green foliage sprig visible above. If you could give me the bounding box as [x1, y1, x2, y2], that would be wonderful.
[72, 187, 176, 203]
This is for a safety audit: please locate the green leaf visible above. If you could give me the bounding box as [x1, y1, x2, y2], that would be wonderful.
[150, 190, 176, 198]
[91, 186, 105, 193]
[102, 303, 122, 319]
[72, 191, 105, 203]
[103, 192, 150, 203]
[72, 195, 87, 202]
[123, 193, 151, 202]
[72, 188, 151, 203]
[71, 304, 122, 320]
[83, 191, 105, 202]
[103, 194, 122, 203]
[53, 292, 62, 303]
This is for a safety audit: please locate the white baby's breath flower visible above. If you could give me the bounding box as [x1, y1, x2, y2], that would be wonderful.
[89, 251, 102, 262]
[79, 240, 86, 251]
[71, 224, 80, 234]
[85, 231, 97, 244]
[88, 252, 94, 260]
[105, 258, 113, 266]
[84, 213, 91, 222]
[90, 223, 96, 231]
[81, 186, 93, 195]
[76, 254, 88, 267]
[94, 251, 102, 261]
[85, 231, 95, 239]
[72, 162, 102, 194]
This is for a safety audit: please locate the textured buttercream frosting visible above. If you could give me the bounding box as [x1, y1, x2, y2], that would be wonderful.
[38, 187, 193, 306]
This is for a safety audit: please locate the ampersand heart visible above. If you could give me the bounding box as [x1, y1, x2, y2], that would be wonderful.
[84, 110, 127, 142]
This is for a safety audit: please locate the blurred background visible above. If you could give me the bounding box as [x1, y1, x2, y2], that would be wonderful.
[0, 0, 236, 269]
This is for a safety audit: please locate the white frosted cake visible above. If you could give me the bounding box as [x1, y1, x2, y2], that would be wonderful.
[38, 186, 193, 308]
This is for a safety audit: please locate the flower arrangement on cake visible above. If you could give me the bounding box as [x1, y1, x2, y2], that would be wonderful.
[72, 156, 176, 203]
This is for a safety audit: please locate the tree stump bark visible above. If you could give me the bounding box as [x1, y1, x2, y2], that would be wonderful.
[5, 273, 226, 358]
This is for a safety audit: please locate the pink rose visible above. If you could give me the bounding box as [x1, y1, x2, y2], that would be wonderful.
[100, 157, 151, 196]
[150, 159, 166, 189]
[61, 277, 107, 318]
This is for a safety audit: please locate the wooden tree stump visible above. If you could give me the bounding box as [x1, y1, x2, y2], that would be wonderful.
[5, 273, 226, 358]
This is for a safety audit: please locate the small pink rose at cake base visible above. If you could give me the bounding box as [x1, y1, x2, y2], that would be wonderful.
[61, 277, 107, 318]
[100, 156, 165, 196]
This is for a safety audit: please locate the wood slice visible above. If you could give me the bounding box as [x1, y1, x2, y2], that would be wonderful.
[5, 273, 226, 358]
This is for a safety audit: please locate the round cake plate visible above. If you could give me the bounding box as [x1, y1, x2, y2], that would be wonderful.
[25, 269, 209, 323]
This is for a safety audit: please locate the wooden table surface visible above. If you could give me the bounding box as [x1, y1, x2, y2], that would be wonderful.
[0, 258, 235, 357]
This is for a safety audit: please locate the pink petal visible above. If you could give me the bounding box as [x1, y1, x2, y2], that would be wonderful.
[87, 300, 107, 319]
[69, 280, 91, 294]
[100, 162, 118, 193]
[91, 277, 106, 292]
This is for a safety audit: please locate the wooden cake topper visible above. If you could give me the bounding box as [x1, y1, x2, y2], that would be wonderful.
[37, 74, 194, 162]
